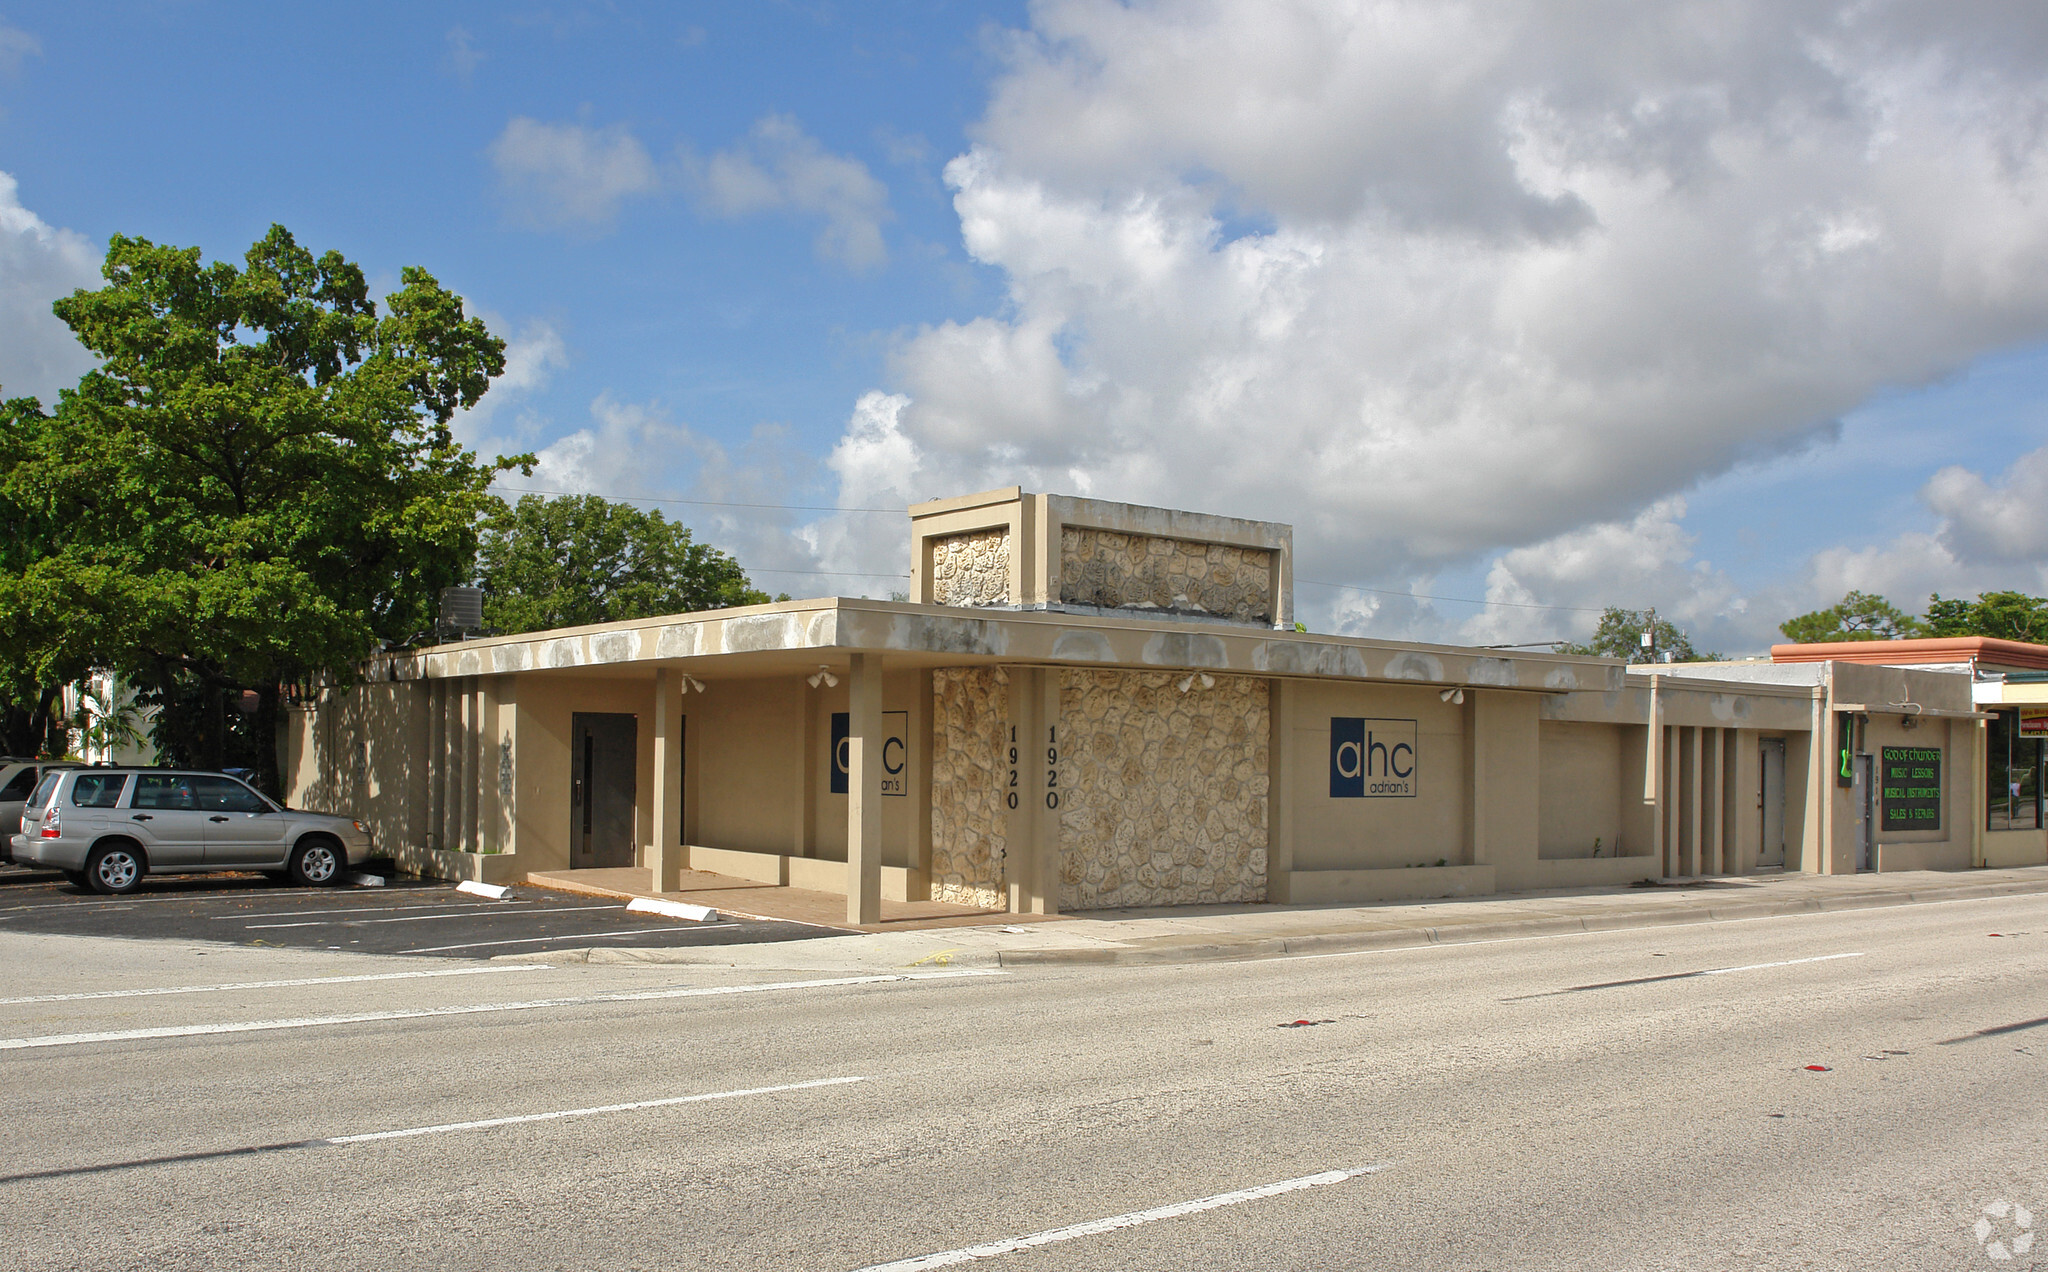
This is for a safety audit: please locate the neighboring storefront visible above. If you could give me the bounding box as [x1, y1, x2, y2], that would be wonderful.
[287, 487, 1910, 922]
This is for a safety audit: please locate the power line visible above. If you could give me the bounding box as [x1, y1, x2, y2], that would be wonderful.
[1295, 578, 1611, 616]
[494, 486, 904, 515]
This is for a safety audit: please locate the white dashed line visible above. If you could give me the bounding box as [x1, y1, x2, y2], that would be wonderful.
[0, 964, 545, 1006]
[327, 1075, 867, 1144]
[0, 969, 1004, 1050]
[853, 1164, 1393, 1271]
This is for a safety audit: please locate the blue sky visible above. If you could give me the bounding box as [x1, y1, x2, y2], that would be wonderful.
[5, 2, 2048, 653]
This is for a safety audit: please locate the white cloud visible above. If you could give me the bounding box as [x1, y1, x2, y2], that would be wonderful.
[0, 171, 99, 402]
[693, 115, 894, 271]
[448, 317, 569, 452]
[445, 26, 485, 85]
[825, 0, 2048, 615]
[489, 117, 660, 229]
[0, 20, 38, 76]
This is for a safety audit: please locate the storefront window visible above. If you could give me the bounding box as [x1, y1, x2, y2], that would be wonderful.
[1986, 710, 2043, 831]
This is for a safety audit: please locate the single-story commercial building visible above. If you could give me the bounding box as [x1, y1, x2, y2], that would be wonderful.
[284, 487, 1994, 924]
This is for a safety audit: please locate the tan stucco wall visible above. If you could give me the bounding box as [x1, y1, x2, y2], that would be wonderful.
[1056, 670, 1269, 909]
[1285, 681, 1469, 872]
[1537, 721, 1624, 859]
[930, 667, 1007, 909]
[1058, 528, 1274, 626]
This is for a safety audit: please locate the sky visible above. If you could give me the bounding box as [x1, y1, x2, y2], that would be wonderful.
[4, 1, 2048, 657]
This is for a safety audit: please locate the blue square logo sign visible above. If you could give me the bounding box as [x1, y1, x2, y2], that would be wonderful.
[831, 711, 909, 796]
[1329, 717, 1417, 798]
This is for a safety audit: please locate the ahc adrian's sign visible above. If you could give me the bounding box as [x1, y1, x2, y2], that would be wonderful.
[1329, 717, 1417, 798]
[830, 711, 909, 797]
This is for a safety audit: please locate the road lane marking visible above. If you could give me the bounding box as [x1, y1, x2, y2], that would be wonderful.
[0, 1076, 865, 1185]
[852, 1163, 1393, 1271]
[327, 1075, 867, 1142]
[403, 927, 690, 953]
[0, 964, 545, 1006]
[1504, 951, 1866, 1000]
[244, 903, 620, 930]
[212, 900, 539, 920]
[0, 969, 1004, 1050]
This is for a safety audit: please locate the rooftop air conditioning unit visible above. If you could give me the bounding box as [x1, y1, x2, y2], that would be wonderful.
[437, 587, 485, 642]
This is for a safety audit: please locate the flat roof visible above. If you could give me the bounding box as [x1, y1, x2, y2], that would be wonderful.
[1771, 636, 2048, 672]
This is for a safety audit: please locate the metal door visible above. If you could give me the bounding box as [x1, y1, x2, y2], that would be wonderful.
[1852, 753, 1876, 872]
[1758, 739, 1787, 868]
[571, 712, 638, 869]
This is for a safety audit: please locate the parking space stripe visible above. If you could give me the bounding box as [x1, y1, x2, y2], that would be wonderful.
[0, 964, 545, 1006]
[0, 969, 1003, 1050]
[243, 903, 620, 930]
[851, 1164, 1394, 1271]
[212, 900, 531, 920]
[0, 1076, 866, 1185]
[402, 927, 693, 954]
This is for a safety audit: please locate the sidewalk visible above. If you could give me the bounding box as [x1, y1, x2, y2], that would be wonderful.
[510, 865, 2048, 974]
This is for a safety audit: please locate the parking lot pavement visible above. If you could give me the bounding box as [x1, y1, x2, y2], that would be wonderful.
[0, 864, 843, 958]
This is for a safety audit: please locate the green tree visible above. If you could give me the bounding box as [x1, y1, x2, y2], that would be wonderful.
[475, 494, 774, 634]
[1923, 591, 2048, 642]
[1777, 591, 1923, 643]
[1558, 606, 1720, 663]
[0, 225, 527, 788]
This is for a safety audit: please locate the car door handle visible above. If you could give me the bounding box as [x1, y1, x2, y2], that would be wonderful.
[131, 813, 152, 821]
[209, 815, 231, 823]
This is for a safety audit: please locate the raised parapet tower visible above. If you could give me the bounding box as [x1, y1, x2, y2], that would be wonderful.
[907, 486, 1293, 630]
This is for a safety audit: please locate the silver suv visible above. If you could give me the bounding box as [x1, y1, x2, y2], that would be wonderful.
[12, 768, 374, 895]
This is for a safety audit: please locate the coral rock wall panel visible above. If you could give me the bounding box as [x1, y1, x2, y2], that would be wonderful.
[930, 530, 1012, 607]
[1058, 528, 1273, 624]
[929, 667, 1008, 909]
[1057, 670, 1268, 909]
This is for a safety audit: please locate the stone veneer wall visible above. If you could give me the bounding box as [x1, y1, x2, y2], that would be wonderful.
[929, 667, 1008, 909]
[1059, 528, 1273, 625]
[1057, 670, 1268, 909]
[930, 530, 1012, 607]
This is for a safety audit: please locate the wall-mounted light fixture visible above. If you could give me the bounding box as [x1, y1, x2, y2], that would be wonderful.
[1439, 687, 1465, 704]
[1175, 673, 1216, 693]
[680, 675, 707, 694]
[806, 666, 839, 689]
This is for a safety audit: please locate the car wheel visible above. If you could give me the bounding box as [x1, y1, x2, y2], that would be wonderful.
[84, 843, 145, 895]
[288, 837, 345, 887]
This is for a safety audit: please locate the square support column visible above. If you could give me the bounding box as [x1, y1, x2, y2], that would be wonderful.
[1687, 726, 1704, 878]
[1002, 667, 1061, 915]
[1665, 726, 1682, 877]
[846, 653, 885, 925]
[1705, 727, 1725, 875]
[650, 668, 684, 892]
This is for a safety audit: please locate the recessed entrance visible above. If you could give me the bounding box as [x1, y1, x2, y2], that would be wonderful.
[571, 712, 638, 869]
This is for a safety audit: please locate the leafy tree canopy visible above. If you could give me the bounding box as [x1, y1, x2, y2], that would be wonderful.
[476, 494, 775, 634]
[1558, 606, 1720, 663]
[0, 225, 528, 784]
[1778, 591, 1923, 643]
[1923, 590, 2048, 643]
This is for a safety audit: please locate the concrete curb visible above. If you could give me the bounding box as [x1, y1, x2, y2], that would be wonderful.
[992, 877, 2048, 968]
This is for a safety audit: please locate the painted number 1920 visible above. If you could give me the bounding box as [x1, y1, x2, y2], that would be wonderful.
[1008, 725, 1061, 811]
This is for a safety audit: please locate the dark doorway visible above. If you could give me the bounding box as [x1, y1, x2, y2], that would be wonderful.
[571, 712, 638, 869]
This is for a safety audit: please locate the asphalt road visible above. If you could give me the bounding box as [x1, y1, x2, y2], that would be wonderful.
[1, 893, 2044, 1270]
[0, 864, 841, 957]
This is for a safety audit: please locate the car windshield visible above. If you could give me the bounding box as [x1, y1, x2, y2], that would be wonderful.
[69, 773, 129, 808]
[27, 772, 61, 810]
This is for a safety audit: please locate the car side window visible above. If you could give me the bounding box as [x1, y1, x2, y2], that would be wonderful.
[27, 773, 61, 810]
[0, 768, 37, 800]
[193, 776, 267, 814]
[69, 774, 130, 809]
[131, 775, 196, 811]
